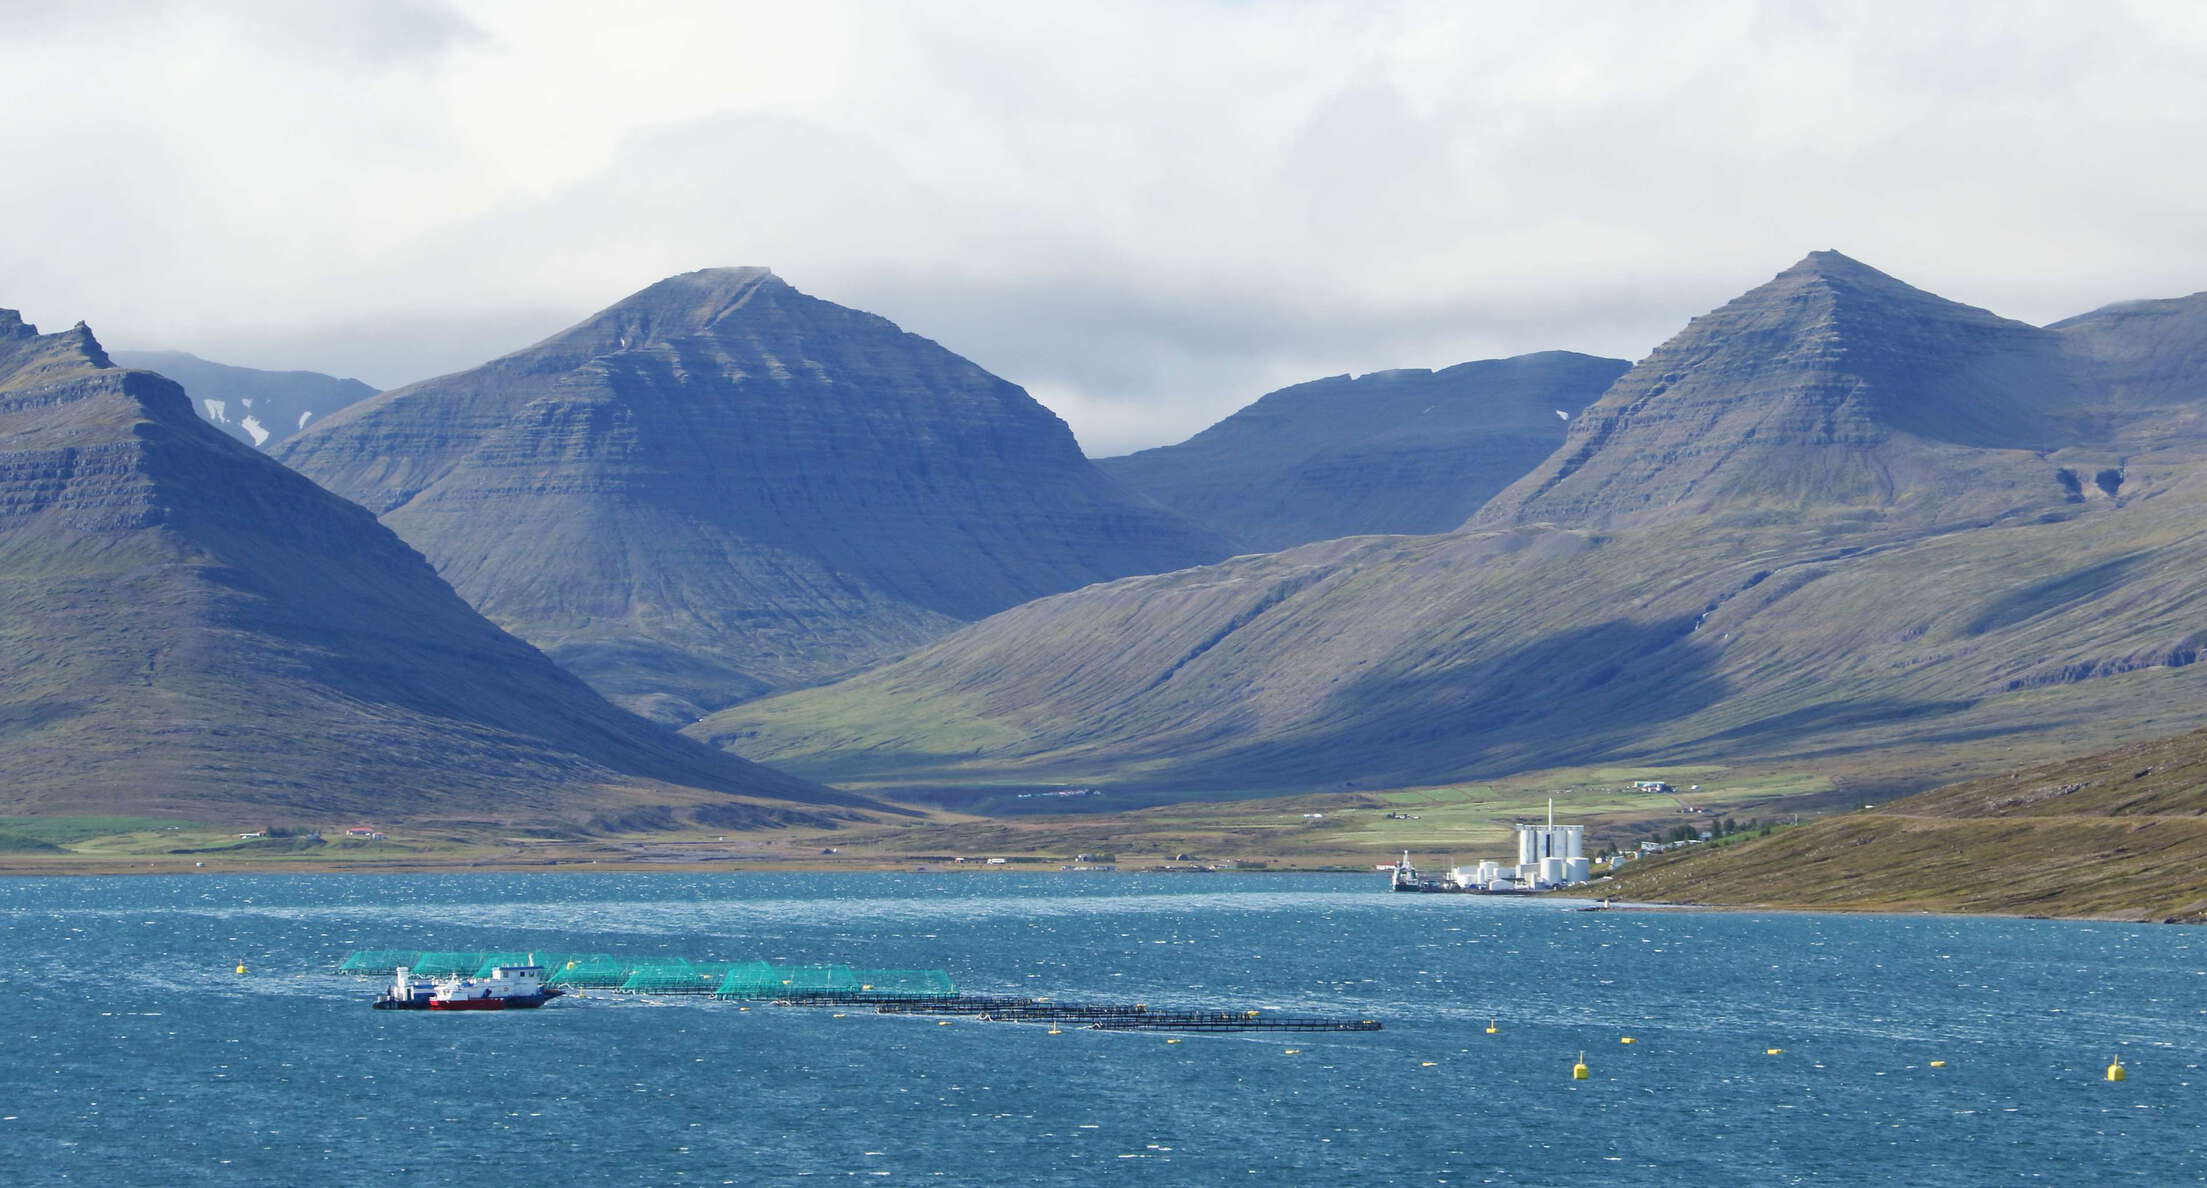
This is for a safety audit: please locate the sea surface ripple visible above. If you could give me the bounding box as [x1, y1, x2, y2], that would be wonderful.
[1, 872, 2201, 1184]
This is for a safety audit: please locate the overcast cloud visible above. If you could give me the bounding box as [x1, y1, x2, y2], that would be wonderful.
[2, 0, 2204, 453]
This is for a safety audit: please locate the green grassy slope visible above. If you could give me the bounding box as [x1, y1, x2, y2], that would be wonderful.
[695, 457, 2207, 807]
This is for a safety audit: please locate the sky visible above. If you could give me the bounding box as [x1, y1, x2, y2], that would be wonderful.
[3, 1, 2206, 455]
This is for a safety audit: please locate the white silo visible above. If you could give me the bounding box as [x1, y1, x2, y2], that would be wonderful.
[1515, 800, 1585, 868]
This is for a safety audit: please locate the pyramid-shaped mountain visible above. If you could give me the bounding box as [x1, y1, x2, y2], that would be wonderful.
[278, 268, 1231, 722]
[0, 308, 859, 825]
[1476, 252, 2104, 529]
[1098, 351, 1627, 552]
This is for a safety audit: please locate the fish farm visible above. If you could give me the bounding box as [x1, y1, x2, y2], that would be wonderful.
[337, 950, 1382, 1033]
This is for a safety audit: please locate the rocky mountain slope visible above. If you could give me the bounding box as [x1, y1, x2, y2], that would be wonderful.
[112, 350, 374, 450]
[1603, 724, 2207, 921]
[696, 254, 2207, 808]
[2048, 290, 2207, 445]
[1098, 352, 1626, 552]
[0, 308, 866, 827]
[278, 268, 1229, 723]
[1474, 252, 2105, 531]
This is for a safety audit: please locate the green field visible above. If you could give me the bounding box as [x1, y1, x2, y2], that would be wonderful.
[0, 760, 1856, 875]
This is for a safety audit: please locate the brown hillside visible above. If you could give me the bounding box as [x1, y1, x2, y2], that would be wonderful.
[1604, 726, 2207, 921]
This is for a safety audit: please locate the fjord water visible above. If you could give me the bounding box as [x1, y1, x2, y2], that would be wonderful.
[2, 875, 2200, 1184]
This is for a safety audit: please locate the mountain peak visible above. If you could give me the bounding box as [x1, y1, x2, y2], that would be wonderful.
[1765, 250, 1958, 311]
[280, 270, 1229, 721]
[498, 266, 798, 361]
[0, 313, 116, 392]
[630, 265, 784, 304]
[63, 320, 111, 368]
[1473, 255, 2098, 529]
[1786, 248, 1879, 276]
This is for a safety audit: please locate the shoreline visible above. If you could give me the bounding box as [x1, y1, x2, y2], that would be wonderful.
[1591, 898, 2184, 925]
[0, 856, 1376, 878]
[0, 855, 2181, 925]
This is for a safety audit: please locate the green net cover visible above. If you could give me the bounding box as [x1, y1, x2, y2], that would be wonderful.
[714, 961, 810, 999]
[850, 969, 957, 1000]
[337, 950, 422, 976]
[619, 960, 727, 994]
[545, 955, 632, 988]
[409, 952, 491, 978]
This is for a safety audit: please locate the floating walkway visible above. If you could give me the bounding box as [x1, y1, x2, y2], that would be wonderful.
[1087, 1013, 1382, 1033]
[885, 996, 1381, 1032]
[337, 950, 1381, 1034]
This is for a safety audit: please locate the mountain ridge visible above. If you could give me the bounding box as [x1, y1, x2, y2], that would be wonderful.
[1098, 350, 1627, 551]
[111, 349, 376, 450]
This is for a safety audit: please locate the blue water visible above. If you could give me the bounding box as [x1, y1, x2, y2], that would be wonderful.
[1, 873, 2202, 1184]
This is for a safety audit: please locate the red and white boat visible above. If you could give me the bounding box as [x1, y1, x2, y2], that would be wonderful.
[373, 962, 563, 1011]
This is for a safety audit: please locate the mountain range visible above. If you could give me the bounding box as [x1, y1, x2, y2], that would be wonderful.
[22, 250, 2207, 839]
[277, 268, 1231, 723]
[1098, 352, 1627, 552]
[695, 253, 2207, 810]
[112, 350, 375, 451]
[0, 308, 861, 828]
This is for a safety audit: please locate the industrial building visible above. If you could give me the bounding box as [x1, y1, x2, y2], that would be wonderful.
[1514, 800, 1591, 888]
[1388, 800, 1595, 893]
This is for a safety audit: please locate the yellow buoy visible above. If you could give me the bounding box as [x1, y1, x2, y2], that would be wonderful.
[1929, 1061, 1947, 1068]
[1165, 1038, 1181, 1045]
[832, 1013, 847, 1018]
[2107, 1056, 2126, 1082]
[1766, 1048, 1784, 1056]
[937, 1020, 952, 1027]
[1485, 1018, 1499, 1035]
[1420, 1061, 1438, 1067]
[1284, 1048, 1301, 1055]
[1572, 1051, 1590, 1080]
[1047, 1028, 1063, 1035]
[1620, 1037, 1636, 1044]
[234, 963, 247, 975]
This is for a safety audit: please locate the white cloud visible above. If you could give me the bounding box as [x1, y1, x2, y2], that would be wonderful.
[2, 0, 2205, 454]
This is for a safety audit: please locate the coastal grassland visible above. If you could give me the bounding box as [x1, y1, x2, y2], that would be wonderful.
[0, 815, 202, 845]
[706, 762, 1847, 871]
[1604, 725, 2207, 920]
[0, 816, 519, 874]
[0, 762, 1840, 875]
